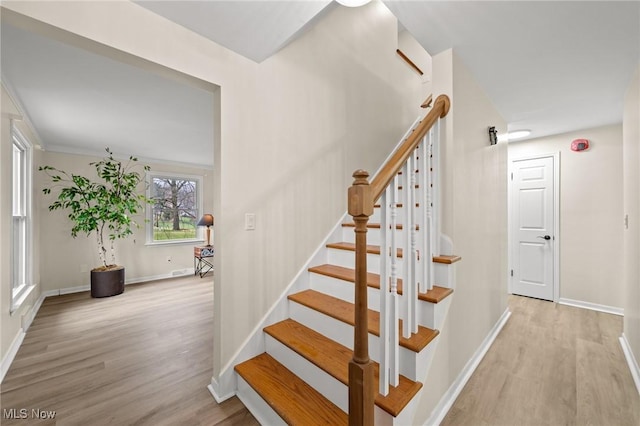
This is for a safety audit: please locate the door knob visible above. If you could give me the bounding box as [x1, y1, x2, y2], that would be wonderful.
[537, 235, 551, 240]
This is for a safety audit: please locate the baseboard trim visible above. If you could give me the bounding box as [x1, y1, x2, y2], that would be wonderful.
[620, 333, 640, 396]
[21, 291, 46, 331]
[424, 308, 512, 426]
[0, 330, 25, 384]
[557, 298, 623, 316]
[207, 381, 235, 404]
[45, 270, 196, 297]
[1, 288, 47, 384]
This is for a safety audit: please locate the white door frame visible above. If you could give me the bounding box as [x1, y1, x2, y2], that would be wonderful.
[508, 152, 561, 302]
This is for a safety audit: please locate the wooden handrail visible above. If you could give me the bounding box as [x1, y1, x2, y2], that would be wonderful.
[370, 94, 450, 202]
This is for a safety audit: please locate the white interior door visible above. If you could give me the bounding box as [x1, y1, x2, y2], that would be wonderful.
[510, 156, 556, 301]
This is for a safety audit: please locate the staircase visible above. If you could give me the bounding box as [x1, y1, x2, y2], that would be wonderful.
[232, 95, 459, 425]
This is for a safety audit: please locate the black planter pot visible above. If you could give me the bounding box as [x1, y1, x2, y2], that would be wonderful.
[91, 266, 125, 298]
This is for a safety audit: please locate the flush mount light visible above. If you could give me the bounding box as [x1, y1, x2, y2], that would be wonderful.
[507, 130, 531, 140]
[335, 0, 372, 7]
[498, 129, 531, 142]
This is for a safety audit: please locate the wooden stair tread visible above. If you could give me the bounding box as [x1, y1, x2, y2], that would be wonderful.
[235, 353, 347, 425]
[309, 264, 453, 304]
[264, 319, 422, 417]
[421, 285, 454, 303]
[433, 254, 462, 264]
[373, 203, 420, 208]
[288, 289, 439, 352]
[327, 242, 460, 266]
[342, 223, 418, 230]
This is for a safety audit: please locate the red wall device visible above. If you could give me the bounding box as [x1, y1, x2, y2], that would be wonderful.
[571, 139, 589, 152]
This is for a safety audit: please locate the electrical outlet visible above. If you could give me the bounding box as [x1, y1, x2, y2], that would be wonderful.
[245, 213, 256, 230]
[80, 264, 88, 273]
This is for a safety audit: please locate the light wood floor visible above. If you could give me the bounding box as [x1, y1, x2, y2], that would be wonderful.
[3, 283, 639, 426]
[442, 295, 640, 426]
[0, 276, 258, 426]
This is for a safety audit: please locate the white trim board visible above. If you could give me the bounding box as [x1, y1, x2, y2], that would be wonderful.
[557, 298, 623, 316]
[620, 333, 640, 396]
[42, 269, 196, 298]
[208, 382, 235, 404]
[424, 308, 512, 426]
[0, 290, 47, 384]
[0, 330, 25, 384]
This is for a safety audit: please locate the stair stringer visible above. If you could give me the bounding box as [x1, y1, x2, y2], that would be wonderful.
[208, 213, 348, 402]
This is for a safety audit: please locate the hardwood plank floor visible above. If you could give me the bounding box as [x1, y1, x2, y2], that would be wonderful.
[4, 284, 638, 425]
[441, 295, 640, 426]
[0, 276, 258, 426]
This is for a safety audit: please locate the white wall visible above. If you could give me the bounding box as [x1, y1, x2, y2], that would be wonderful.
[413, 49, 509, 424]
[0, 85, 42, 370]
[2, 0, 430, 380]
[509, 124, 624, 309]
[623, 64, 640, 368]
[36, 151, 214, 291]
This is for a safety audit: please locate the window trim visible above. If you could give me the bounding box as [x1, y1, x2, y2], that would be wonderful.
[11, 125, 34, 313]
[145, 171, 204, 246]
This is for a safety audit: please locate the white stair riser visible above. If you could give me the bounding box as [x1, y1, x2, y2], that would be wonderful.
[237, 375, 287, 426]
[370, 208, 410, 225]
[375, 390, 422, 426]
[327, 249, 457, 292]
[289, 300, 420, 380]
[341, 227, 409, 247]
[264, 334, 406, 426]
[308, 273, 449, 330]
[435, 262, 455, 289]
[309, 273, 356, 304]
[265, 335, 348, 412]
[325, 248, 419, 275]
[327, 249, 389, 273]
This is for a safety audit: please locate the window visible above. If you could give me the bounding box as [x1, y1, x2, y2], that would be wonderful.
[11, 128, 33, 311]
[147, 172, 203, 244]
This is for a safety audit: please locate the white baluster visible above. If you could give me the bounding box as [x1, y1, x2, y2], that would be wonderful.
[402, 158, 414, 338]
[379, 190, 389, 396]
[418, 138, 429, 294]
[433, 120, 441, 256]
[409, 151, 419, 334]
[389, 175, 399, 387]
[427, 128, 436, 291]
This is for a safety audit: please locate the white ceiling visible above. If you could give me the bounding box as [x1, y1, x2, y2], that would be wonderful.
[1, 1, 638, 168]
[133, 0, 333, 63]
[385, 1, 640, 140]
[1, 22, 216, 168]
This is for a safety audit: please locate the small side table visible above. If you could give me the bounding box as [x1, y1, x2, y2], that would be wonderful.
[194, 246, 214, 278]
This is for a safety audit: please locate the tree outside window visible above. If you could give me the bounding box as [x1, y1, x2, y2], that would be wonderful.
[148, 174, 202, 243]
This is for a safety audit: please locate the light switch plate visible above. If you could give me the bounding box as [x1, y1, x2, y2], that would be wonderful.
[245, 213, 256, 230]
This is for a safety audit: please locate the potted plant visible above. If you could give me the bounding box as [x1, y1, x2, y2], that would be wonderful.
[40, 148, 150, 297]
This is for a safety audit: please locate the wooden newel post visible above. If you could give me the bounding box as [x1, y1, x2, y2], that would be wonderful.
[347, 169, 375, 426]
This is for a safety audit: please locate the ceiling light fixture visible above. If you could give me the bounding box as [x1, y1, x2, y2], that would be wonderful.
[335, 0, 372, 7]
[498, 129, 531, 142]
